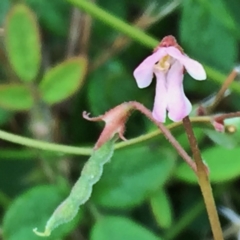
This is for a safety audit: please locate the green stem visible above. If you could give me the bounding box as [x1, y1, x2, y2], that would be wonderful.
[67, 0, 158, 48]
[0, 116, 212, 158]
[182, 116, 224, 240]
[0, 113, 237, 158]
[115, 116, 211, 150]
[66, 0, 240, 94]
[0, 129, 92, 156]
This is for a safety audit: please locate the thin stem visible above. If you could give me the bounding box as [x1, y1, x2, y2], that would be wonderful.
[0, 112, 238, 159]
[131, 102, 197, 173]
[66, 8, 82, 57]
[203, 65, 240, 94]
[182, 116, 224, 240]
[0, 117, 209, 159]
[91, 0, 180, 70]
[214, 111, 240, 123]
[115, 116, 211, 150]
[0, 129, 92, 156]
[65, 0, 240, 95]
[66, 0, 158, 48]
[208, 69, 238, 112]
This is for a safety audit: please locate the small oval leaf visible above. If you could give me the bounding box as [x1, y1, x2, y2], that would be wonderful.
[0, 84, 33, 110]
[92, 146, 175, 209]
[150, 189, 173, 229]
[204, 129, 238, 149]
[5, 4, 41, 82]
[90, 216, 161, 240]
[34, 140, 114, 236]
[39, 57, 87, 105]
[2, 185, 82, 240]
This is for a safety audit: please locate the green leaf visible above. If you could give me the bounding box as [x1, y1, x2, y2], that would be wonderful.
[39, 57, 87, 105]
[0, 84, 33, 110]
[2, 185, 82, 240]
[0, 0, 9, 25]
[225, 117, 240, 144]
[88, 60, 151, 116]
[204, 129, 238, 149]
[225, 0, 240, 31]
[150, 188, 173, 229]
[175, 146, 240, 184]
[0, 108, 12, 125]
[90, 216, 161, 240]
[34, 140, 115, 237]
[197, 0, 237, 34]
[92, 146, 175, 209]
[5, 4, 41, 82]
[180, 0, 237, 72]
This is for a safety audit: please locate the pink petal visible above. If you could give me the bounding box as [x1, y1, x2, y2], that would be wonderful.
[212, 119, 225, 132]
[166, 61, 192, 122]
[133, 48, 167, 88]
[166, 47, 206, 80]
[152, 70, 167, 122]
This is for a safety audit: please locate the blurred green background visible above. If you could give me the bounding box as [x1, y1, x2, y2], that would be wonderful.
[0, 0, 240, 239]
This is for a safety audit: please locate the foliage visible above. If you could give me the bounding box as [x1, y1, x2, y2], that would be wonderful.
[0, 0, 240, 240]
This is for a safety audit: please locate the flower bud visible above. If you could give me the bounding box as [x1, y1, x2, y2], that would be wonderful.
[83, 102, 132, 149]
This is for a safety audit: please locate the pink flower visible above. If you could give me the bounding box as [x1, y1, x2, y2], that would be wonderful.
[133, 36, 206, 122]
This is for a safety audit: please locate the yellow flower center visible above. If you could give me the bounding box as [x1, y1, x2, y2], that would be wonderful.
[156, 55, 171, 71]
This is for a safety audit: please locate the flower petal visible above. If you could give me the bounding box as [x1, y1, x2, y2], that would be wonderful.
[166, 61, 192, 122]
[166, 47, 206, 80]
[133, 48, 167, 88]
[152, 70, 167, 122]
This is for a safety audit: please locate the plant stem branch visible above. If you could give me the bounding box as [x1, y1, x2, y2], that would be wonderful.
[131, 102, 197, 172]
[0, 112, 238, 158]
[182, 116, 224, 240]
[208, 69, 238, 112]
[91, 0, 180, 70]
[0, 117, 209, 158]
[214, 111, 240, 122]
[0, 129, 92, 156]
[67, 0, 158, 48]
[65, 0, 240, 94]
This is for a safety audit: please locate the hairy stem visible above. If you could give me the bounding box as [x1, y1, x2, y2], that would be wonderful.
[131, 102, 197, 172]
[182, 116, 224, 240]
[214, 111, 240, 123]
[0, 111, 238, 158]
[0, 118, 208, 158]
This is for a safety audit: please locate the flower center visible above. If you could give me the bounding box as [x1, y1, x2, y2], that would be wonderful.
[155, 55, 171, 72]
